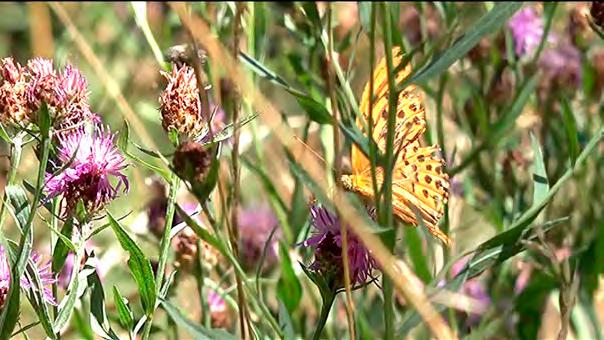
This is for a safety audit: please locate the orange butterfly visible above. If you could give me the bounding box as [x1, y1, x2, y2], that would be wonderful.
[341, 48, 451, 246]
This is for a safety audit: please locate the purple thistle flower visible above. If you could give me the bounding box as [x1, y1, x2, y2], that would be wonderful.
[508, 7, 553, 57]
[451, 256, 491, 327]
[0, 246, 57, 308]
[301, 204, 376, 287]
[45, 125, 129, 216]
[237, 204, 281, 271]
[539, 42, 583, 90]
[0, 247, 10, 309]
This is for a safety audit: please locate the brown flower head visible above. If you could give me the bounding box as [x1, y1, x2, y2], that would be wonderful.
[172, 226, 219, 273]
[172, 140, 212, 184]
[591, 2, 604, 27]
[159, 64, 206, 138]
[0, 58, 32, 126]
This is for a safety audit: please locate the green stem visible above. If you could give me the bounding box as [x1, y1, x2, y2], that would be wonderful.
[0, 124, 51, 332]
[0, 132, 24, 230]
[142, 173, 180, 340]
[380, 3, 398, 339]
[312, 292, 336, 340]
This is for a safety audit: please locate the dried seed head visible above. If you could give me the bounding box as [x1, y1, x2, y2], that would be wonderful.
[591, 2, 604, 27]
[172, 227, 220, 273]
[159, 64, 206, 138]
[173, 227, 199, 273]
[172, 141, 213, 184]
[0, 58, 33, 126]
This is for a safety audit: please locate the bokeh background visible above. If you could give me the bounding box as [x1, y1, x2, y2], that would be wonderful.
[0, 2, 603, 339]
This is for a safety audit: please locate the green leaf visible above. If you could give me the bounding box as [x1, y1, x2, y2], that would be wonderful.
[107, 213, 157, 315]
[403, 227, 432, 283]
[52, 217, 75, 273]
[175, 204, 223, 254]
[117, 121, 171, 181]
[358, 2, 371, 30]
[5, 185, 30, 230]
[560, 97, 580, 166]
[113, 286, 134, 330]
[490, 75, 539, 144]
[24, 257, 56, 338]
[405, 2, 522, 87]
[88, 262, 120, 340]
[278, 300, 295, 340]
[277, 242, 302, 314]
[398, 217, 570, 334]
[201, 112, 260, 145]
[161, 299, 236, 340]
[54, 245, 90, 333]
[0, 283, 19, 339]
[238, 51, 333, 124]
[530, 132, 549, 205]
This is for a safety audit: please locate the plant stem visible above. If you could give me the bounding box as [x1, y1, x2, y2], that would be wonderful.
[142, 172, 180, 340]
[312, 292, 336, 340]
[380, 3, 399, 339]
[229, 4, 248, 339]
[0, 122, 51, 333]
[0, 132, 23, 230]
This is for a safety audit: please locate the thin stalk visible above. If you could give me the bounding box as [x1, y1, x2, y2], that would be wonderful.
[51, 198, 60, 320]
[326, 3, 355, 338]
[141, 173, 180, 340]
[0, 125, 51, 331]
[312, 292, 336, 340]
[380, 3, 399, 339]
[0, 132, 24, 230]
[229, 4, 248, 339]
[196, 239, 210, 328]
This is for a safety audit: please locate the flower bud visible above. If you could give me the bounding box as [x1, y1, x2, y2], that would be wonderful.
[591, 2, 604, 28]
[172, 141, 212, 184]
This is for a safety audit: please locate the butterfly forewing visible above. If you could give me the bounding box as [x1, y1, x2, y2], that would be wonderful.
[348, 47, 451, 246]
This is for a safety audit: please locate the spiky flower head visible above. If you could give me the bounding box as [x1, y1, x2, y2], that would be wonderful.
[159, 64, 206, 138]
[538, 42, 583, 94]
[301, 204, 376, 289]
[0, 246, 57, 308]
[0, 58, 32, 126]
[508, 7, 551, 57]
[238, 204, 282, 271]
[45, 126, 129, 216]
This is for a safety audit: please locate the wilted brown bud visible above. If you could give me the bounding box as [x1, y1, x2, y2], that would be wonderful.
[468, 37, 492, 65]
[172, 227, 199, 272]
[592, 51, 604, 97]
[173, 141, 212, 184]
[172, 227, 219, 273]
[164, 44, 207, 68]
[399, 4, 441, 46]
[159, 64, 207, 138]
[591, 2, 604, 27]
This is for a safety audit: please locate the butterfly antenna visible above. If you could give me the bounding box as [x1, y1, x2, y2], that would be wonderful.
[294, 135, 337, 173]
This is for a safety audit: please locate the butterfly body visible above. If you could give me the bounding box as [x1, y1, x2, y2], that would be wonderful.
[343, 48, 451, 246]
